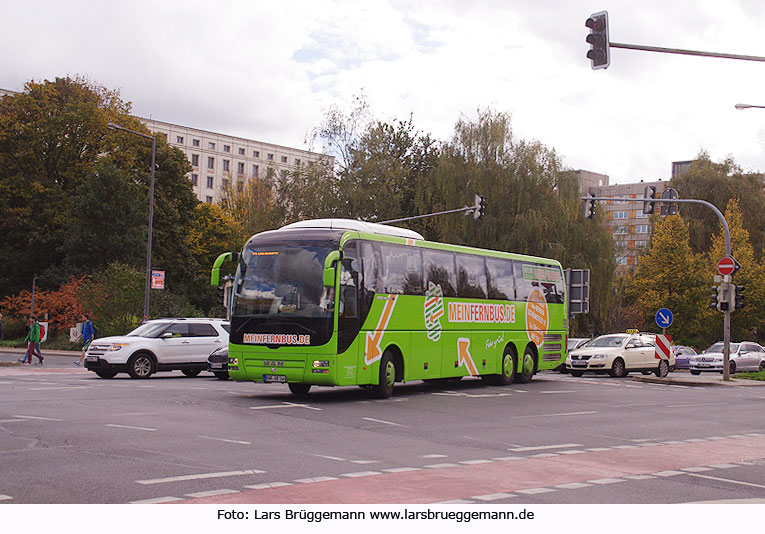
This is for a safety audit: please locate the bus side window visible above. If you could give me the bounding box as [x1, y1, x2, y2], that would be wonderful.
[379, 243, 423, 295]
[423, 249, 456, 297]
[456, 254, 487, 299]
[340, 242, 358, 318]
[486, 258, 515, 300]
[359, 241, 377, 318]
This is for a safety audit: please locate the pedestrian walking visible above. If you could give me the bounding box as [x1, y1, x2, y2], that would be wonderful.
[21, 316, 43, 365]
[0, 312, 4, 341]
[75, 314, 94, 366]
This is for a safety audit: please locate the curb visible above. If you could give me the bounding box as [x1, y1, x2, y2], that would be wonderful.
[632, 375, 765, 387]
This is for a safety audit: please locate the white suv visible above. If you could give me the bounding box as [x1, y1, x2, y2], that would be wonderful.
[84, 318, 229, 379]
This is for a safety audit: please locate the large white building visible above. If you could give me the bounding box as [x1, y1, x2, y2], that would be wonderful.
[0, 87, 331, 204]
[141, 117, 331, 203]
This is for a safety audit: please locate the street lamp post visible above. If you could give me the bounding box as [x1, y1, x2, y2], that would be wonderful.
[107, 122, 157, 323]
[735, 103, 765, 110]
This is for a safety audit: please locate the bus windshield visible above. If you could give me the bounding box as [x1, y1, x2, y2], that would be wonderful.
[234, 242, 334, 319]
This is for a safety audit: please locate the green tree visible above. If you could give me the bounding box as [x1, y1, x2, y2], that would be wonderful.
[708, 199, 765, 343]
[628, 215, 709, 346]
[78, 263, 144, 337]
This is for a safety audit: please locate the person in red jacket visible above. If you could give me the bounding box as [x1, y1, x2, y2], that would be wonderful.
[20, 316, 44, 365]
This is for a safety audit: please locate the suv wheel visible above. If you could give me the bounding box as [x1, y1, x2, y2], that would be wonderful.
[127, 353, 154, 379]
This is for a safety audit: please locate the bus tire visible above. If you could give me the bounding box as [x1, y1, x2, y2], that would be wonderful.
[515, 346, 536, 383]
[288, 383, 311, 396]
[373, 351, 396, 398]
[483, 347, 516, 386]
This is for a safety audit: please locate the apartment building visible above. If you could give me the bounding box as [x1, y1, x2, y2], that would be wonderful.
[141, 118, 331, 204]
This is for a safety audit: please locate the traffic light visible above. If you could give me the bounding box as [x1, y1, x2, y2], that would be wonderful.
[584, 192, 597, 219]
[585, 11, 610, 70]
[660, 188, 679, 216]
[473, 194, 486, 220]
[643, 186, 657, 215]
[734, 285, 745, 311]
[718, 283, 729, 312]
[709, 285, 719, 310]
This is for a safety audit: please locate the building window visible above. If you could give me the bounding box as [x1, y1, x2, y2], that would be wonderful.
[614, 225, 628, 235]
[636, 209, 649, 219]
[281, 155, 288, 163]
[208, 142, 215, 150]
[190, 174, 198, 186]
[253, 150, 260, 158]
[191, 154, 199, 166]
[238, 147, 245, 155]
[635, 240, 648, 247]
[295, 158, 301, 165]
[206, 196, 213, 203]
[207, 156, 214, 169]
[267, 153, 274, 161]
[224, 144, 231, 153]
[613, 211, 629, 219]
[193, 139, 200, 147]
[616, 257, 628, 266]
[237, 162, 245, 174]
[252, 164, 259, 178]
[207, 176, 214, 189]
[636, 225, 650, 234]
[176, 136, 184, 144]
[223, 159, 230, 172]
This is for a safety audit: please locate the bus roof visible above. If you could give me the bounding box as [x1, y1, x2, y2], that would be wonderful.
[280, 218, 424, 240]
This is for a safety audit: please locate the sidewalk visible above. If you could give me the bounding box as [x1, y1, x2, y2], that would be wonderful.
[632, 371, 765, 387]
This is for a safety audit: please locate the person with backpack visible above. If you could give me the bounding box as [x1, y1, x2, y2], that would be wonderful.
[75, 314, 94, 366]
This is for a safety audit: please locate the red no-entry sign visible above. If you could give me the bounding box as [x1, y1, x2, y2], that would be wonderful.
[717, 256, 736, 276]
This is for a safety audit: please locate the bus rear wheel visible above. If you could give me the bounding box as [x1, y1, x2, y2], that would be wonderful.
[288, 383, 311, 396]
[373, 352, 396, 398]
[483, 348, 516, 386]
[515, 346, 536, 383]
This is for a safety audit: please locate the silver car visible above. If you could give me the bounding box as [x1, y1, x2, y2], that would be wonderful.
[689, 341, 765, 375]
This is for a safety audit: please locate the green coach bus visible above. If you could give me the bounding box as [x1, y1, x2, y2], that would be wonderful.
[211, 219, 568, 397]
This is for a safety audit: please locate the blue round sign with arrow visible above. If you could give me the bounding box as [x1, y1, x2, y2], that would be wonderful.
[655, 308, 673, 329]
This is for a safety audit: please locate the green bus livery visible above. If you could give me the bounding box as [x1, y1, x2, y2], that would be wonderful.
[211, 219, 568, 397]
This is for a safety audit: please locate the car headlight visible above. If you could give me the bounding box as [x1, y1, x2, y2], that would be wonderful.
[210, 346, 227, 357]
[591, 354, 607, 360]
[109, 343, 131, 351]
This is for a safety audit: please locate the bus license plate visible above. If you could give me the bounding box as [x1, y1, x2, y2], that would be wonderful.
[264, 375, 287, 383]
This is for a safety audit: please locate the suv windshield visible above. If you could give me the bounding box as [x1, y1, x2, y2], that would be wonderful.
[127, 322, 171, 338]
[587, 335, 628, 348]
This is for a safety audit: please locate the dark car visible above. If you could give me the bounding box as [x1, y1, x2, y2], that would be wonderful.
[671, 345, 697, 370]
[207, 345, 229, 380]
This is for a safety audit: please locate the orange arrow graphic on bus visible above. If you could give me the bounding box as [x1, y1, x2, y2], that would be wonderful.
[457, 337, 479, 376]
[365, 296, 398, 365]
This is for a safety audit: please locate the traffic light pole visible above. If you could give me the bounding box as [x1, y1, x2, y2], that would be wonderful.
[610, 42, 765, 63]
[583, 195, 735, 380]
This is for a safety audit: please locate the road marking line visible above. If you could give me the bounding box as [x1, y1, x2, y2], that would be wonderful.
[558, 450, 587, 455]
[351, 460, 379, 464]
[199, 436, 251, 445]
[555, 482, 593, 490]
[681, 466, 713, 472]
[129, 496, 183, 504]
[686, 473, 765, 489]
[434, 499, 474, 504]
[520, 411, 597, 418]
[624, 475, 657, 480]
[106, 424, 156, 432]
[0, 419, 26, 423]
[661, 441, 685, 445]
[421, 454, 448, 458]
[185, 489, 240, 498]
[136, 469, 266, 485]
[612, 445, 640, 449]
[244, 482, 293, 490]
[28, 386, 94, 391]
[294, 477, 338, 484]
[585, 447, 612, 452]
[383, 467, 422, 473]
[0, 495, 12, 501]
[492, 456, 524, 461]
[459, 459, 493, 465]
[13, 415, 64, 421]
[473, 492, 515, 501]
[340, 471, 381, 478]
[653, 470, 685, 477]
[516, 487, 556, 495]
[424, 463, 460, 469]
[530, 453, 558, 458]
[684, 438, 708, 443]
[707, 463, 739, 469]
[362, 417, 408, 427]
[510, 443, 582, 452]
[728, 434, 749, 439]
[250, 402, 322, 411]
[540, 390, 578, 394]
[587, 478, 625, 485]
[309, 454, 346, 461]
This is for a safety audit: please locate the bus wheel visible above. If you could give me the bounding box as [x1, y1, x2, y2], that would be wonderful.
[515, 346, 536, 384]
[374, 352, 396, 398]
[483, 348, 516, 386]
[288, 383, 311, 396]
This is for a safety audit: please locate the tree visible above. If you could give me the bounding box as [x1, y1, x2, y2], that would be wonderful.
[78, 263, 144, 337]
[708, 199, 765, 343]
[628, 215, 709, 346]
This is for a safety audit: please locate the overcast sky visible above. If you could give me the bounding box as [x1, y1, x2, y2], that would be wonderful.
[3, 0, 765, 184]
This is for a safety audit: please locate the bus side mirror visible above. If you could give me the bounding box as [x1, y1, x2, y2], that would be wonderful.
[211, 251, 240, 286]
[323, 250, 341, 287]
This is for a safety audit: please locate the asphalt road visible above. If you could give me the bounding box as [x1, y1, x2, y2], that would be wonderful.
[1, 349, 765, 505]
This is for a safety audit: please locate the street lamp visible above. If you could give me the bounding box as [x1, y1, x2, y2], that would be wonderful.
[107, 121, 157, 323]
[735, 103, 765, 110]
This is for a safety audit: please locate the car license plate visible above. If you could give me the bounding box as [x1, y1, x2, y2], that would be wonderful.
[698, 363, 710, 367]
[264, 374, 287, 383]
[572, 360, 587, 367]
[211, 363, 223, 369]
[86, 356, 98, 362]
